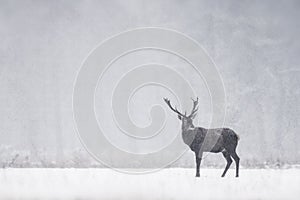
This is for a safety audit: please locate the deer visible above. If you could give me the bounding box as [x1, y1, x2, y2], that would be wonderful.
[163, 97, 240, 177]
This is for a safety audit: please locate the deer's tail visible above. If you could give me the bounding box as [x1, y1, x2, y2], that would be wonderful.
[236, 133, 240, 141]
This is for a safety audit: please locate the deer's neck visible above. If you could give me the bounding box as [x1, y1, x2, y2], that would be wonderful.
[181, 124, 196, 146]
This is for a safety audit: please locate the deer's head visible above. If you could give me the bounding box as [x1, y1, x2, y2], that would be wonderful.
[163, 97, 199, 130]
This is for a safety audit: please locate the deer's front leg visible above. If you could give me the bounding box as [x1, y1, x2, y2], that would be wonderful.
[195, 151, 203, 177]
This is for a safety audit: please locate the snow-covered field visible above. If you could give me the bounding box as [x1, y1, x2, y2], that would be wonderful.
[0, 168, 299, 200]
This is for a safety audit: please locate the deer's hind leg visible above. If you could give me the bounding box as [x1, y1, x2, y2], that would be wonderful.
[226, 145, 240, 177]
[230, 151, 240, 177]
[221, 150, 232, 177]
[224, 134, 240, 177]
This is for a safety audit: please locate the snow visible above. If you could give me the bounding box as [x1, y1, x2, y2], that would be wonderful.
[0, 168, 299, 199]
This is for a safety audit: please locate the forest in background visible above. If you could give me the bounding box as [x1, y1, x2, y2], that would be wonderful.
[0, 0, 299, 168]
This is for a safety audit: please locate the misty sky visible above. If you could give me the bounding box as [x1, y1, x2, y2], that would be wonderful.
[0, 0, 299, 167]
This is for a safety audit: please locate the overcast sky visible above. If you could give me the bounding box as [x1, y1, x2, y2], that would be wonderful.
[0, 0, 299, 167]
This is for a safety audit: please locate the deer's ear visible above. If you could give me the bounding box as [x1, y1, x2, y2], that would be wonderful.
[178, 115, 182, 120]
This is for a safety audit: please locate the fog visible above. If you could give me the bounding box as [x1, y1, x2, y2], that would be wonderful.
[0, 0, 299, 168]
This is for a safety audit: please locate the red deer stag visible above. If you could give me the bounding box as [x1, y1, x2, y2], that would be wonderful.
[163, 97, 240, 177]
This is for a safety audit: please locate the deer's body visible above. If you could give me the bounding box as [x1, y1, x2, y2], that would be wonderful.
[183, 127, 239, 153]
[164, 97, 240, 177]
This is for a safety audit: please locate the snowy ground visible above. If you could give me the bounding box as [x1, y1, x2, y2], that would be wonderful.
[0, 168, 299, 200]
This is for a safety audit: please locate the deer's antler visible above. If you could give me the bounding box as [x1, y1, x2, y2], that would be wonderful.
[163, 98, 186, 117]
[188, 97, 199, 118]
